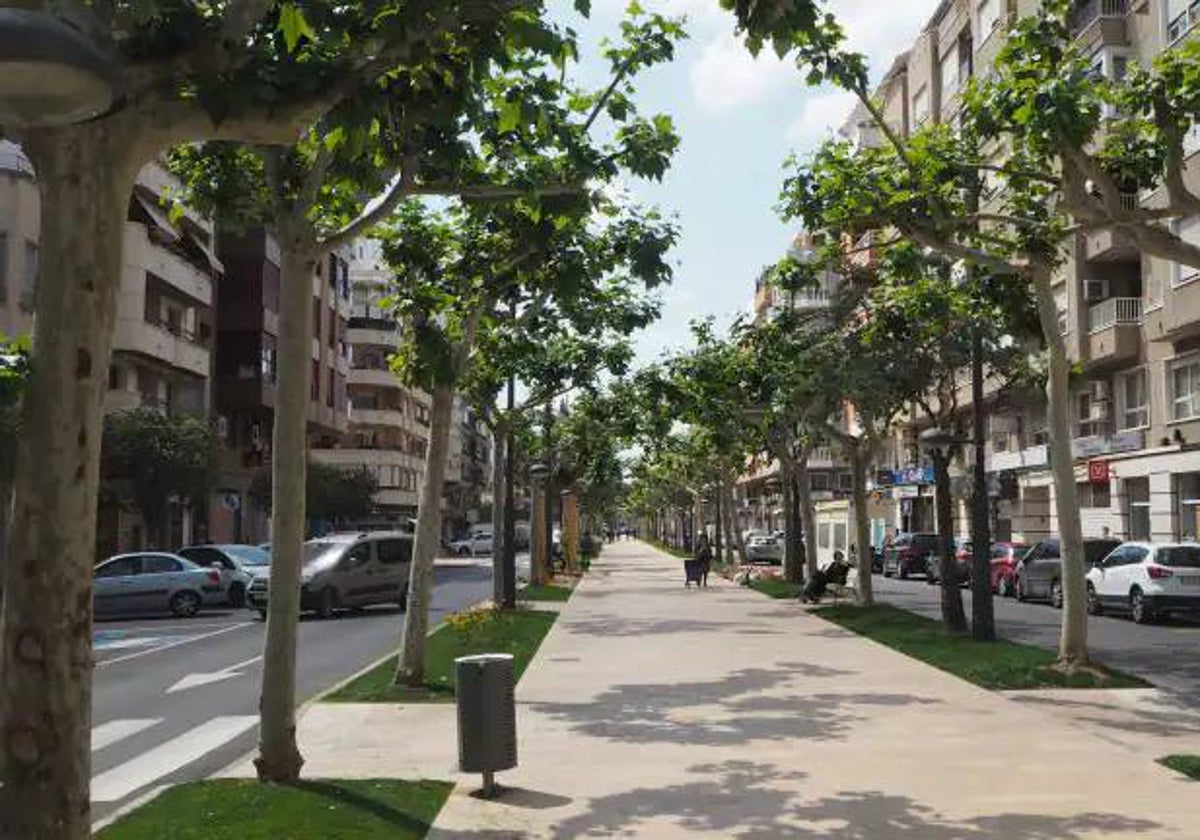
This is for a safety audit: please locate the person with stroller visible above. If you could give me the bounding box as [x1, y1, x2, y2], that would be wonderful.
[686, 534, 713, 588]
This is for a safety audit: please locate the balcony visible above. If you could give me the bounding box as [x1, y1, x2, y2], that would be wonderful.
[349, 367, 401, 388]
[114, 319, 210, 378]
[124, 223, 212, 306]
[1169, 0, 1200, 45]
[1068, 0, 1128, 45]
[989, 444, 1049, 473]
[1082, 222, 1137, 262]
[1086, 297, 1142, 368]
[808, 447, 836, 469]
[350, 407, 405, 428]
[347, 326, 397, 348]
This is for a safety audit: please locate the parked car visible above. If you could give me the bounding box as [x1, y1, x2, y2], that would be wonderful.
[926, 538, 970, 586]
[1086, 542, 1200, 623]
[177, 544, 271, 607]
[1015, 537, 1121, 607]
[246, 531, 412, 619]
[450, 525, 494, 557]
[882, 533, 939, 579]
[745, 534, 783, 565]
[989, 542, 1029, 596]
[94, 552, 224, 618]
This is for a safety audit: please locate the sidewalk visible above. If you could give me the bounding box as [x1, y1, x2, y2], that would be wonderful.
[251, 541, 1200, 838]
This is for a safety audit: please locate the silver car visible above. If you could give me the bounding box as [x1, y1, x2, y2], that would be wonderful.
[93, 552, 224, 618]
[745, 535, 784, 565]
[178, 544, 271, 608]
[247, 531, 412, 619]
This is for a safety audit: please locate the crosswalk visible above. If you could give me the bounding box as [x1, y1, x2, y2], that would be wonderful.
[91, 715, 257, 803]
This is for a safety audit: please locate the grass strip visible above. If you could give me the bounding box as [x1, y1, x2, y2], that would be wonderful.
[519, 583, 573, 602]
[325, 608, 556, 703]
[748, 578, 803, 599]
[1159, 755, 1200, 780]
[98, 778, 452, 840]
[814, 603, 1149, 690]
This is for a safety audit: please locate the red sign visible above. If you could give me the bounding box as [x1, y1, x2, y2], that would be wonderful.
[1088, 460, 1110, 484]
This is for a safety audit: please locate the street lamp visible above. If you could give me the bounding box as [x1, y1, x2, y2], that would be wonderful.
[528, 461, 550, 584]
[0, 6, 122, 129]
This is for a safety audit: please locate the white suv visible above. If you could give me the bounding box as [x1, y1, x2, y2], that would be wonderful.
[1086, 542, 1200, 624]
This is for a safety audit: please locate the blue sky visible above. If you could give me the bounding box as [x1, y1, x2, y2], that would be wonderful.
[560, 0, 939, 365]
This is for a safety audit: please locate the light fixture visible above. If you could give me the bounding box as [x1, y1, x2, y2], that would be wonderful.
[0, 6, 121, 129]
[528, 461, 549, 486]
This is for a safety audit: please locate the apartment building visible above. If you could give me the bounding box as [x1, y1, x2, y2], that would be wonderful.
[1, 142, 222, 552]
[209, 229, 351, 543]
[830, 0, 1200, 548]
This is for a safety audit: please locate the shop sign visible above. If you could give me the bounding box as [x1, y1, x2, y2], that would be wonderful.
[893, 465, 935, 486]
[1088, 460, 1110, 484]
[1072, 429, 1145, 459]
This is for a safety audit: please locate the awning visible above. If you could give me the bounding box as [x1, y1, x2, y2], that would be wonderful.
[133, 192, 181, 245]
[183, 225, 224, 275]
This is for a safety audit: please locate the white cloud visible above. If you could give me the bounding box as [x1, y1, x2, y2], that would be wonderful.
[689, 32, 794, 116]
[785, 88, 857, 150]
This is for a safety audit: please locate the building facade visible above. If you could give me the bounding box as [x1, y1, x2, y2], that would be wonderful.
[830, 0, 1200, 549]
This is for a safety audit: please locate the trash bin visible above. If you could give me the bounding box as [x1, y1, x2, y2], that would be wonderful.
[455, 653, 517, 796]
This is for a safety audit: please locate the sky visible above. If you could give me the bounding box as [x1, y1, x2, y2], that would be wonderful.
[560, 0, 941, 365]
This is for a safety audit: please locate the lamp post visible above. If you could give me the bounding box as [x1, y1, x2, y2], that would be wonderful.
[0, 4, 122, 129]
[528, 461, 549, 586]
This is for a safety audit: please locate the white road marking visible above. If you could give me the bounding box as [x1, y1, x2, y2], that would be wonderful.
[91, 719, 160, 752]
[94, 638, 159, 651]
[91, 715, 258, 803]
[95, 622, 255, 668]
[167, 655, 264, 694]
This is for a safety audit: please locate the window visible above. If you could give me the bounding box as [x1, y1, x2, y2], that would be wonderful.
[328, 254, 338, 288]
[377, 539, 412, 566]
[19, 240, 37, 312]
[1169, 354, 1200, 422]
[1174, 216, 1200, 287]
[261, 339, 277, 383]
[142, 555, 181, 574]
[326, 368, 335, 408]
[0, 233, 7, 304]
[1126, 477, 1151, 541]
[311, 360, 320, 402]
[978, 0, 1000, 39]
[1077, 481, 1112, 509]
[1114, 368, 1148, 430]
[912, 85, 930, 127]
[96, 557, 140, 578]
[940, 49, 959, 100]
[328, 308, 337, 348]
[1177, 472, 1200, 541]
[312, 297, 321, 340]
[833, 522, 847, 550]
[108, 364, 122, 390]
[342, 542, 372, 569]
[818, 522, 831, 549]
[415, 402, 430, 426]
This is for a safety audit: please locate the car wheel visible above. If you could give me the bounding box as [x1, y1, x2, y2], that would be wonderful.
[315, 587, 338, 619]
[458, 546, 471, 557]
[898, 563, 909, 581]
[1131, 588, 1153, 624]
[398, 587, 409, 612]
[169, 591, 201, 618]
[1086, 583, 1102, 616]
[1050, 579, 1063, 610]
[228, 583, 246, 609]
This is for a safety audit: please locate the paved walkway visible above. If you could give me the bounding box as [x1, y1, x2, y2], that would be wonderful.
[247, 541, 1200, 837]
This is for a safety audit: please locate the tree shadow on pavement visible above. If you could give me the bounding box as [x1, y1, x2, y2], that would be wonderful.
[561, 616, 783, 637]
[527, 663, 939, 747]
[1009, 690, 1200, 740]
[542, 759, 1164, 840]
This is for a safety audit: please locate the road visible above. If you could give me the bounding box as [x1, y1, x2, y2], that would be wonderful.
[872, 573, 1200, 697]
[90, 559, 495, 823]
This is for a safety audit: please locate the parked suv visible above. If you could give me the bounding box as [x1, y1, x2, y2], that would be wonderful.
[1086, 542, 1200, 623]
[178, 544, 270, 607]
[246, 532, 412, 620]
[883, 533, 939, 579]
[1015, 537, 1120, 607]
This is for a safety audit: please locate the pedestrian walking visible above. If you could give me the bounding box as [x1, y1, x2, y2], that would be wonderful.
[693, 534, 713, 588]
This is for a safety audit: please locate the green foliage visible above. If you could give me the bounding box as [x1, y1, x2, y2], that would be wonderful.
[96, 778, 452, 840]
[247, 462, 378, 523]
[748, 577, 803, 599]
[100, 409, 220, 547]
[325, 608, 556, 703]
[1159, 755, 1200, 781]
[815, 603, 1148, 690]
[0, 336, 30, 482]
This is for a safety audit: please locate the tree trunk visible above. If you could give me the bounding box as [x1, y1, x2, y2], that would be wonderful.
[849, 442, 875, 606]
[780, 456, 802, 584]
[796, 453, 819, 580]
[491, 420, 507, 607]
[722, 482, 741, 563]
[395, 382, 456, 686]
[0, 127, 137, 839]
[254, 242, 314, 783]
[932, 450, 968, 633]
[530, 477, 549, 586]
[692, 491, 703, 549]
[970, 325, 995, 641]
[713, 488, 723, 564]
[1032, 263, 1089, 667]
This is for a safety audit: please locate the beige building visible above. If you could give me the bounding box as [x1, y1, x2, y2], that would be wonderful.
[831, 0, 1200, 548]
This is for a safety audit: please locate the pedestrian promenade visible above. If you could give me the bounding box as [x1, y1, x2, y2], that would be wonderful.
[253, 541, 1200, 837]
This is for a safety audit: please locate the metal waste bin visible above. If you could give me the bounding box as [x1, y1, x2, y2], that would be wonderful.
[456, 653, 517, 795]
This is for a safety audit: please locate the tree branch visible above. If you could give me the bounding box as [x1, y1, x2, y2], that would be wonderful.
[319, 152, 420, 251]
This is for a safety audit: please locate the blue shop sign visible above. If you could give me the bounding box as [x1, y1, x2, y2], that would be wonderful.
[893, 465, 935, 486]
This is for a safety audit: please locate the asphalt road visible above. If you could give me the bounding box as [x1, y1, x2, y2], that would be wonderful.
[872, 573, 1200, 697]
[90, 559, 495, 823]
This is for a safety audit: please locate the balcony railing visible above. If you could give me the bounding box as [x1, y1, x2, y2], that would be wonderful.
[1068, 0, 1128, 37]
[1170, 0, 1200, 44]
[1087, 297, 1143, 333]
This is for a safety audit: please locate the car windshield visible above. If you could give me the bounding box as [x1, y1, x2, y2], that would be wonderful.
[1158, 546, 1200, 568]
[303, 541, 347, 570]
[219, 545, 270, 566]
[1084, 540, 1120, 565]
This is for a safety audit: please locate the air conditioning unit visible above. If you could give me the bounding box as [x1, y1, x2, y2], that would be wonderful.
[1089, 380, 1111, 401]
[1084, 278, 1109, 302]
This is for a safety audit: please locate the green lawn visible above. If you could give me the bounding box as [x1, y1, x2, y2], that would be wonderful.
[748, 578, 802, 599]
[1159, 754, 1200, 780]
[648, 539, 691, 560]
[814, 603, 1149, 690]
[97, 779, 452, 840]
[325, 609, 557, 703]
[519, 582, 573, 602]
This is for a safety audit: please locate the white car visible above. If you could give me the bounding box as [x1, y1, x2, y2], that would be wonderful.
[1086, 542, 1200, 624]
[450, 528, 494, 557]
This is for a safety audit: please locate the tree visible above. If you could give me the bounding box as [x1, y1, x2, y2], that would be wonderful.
[1, 4, 566, 829]
[766, 0, 1200, 669]
[0, 336, 29, 585]
[98, 409, 220, 550]
[247, 462, 378, 527]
